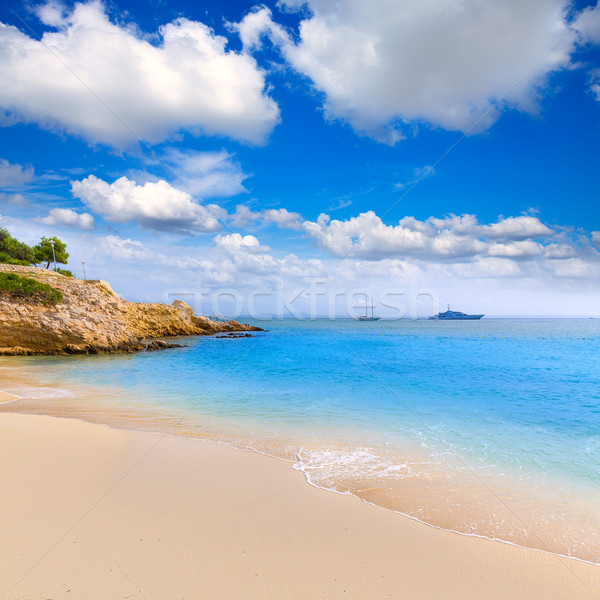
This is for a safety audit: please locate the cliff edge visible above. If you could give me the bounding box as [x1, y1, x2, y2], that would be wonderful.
[0, 265, 261, 355]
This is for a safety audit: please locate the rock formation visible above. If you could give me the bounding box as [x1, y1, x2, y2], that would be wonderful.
[0, 264, 262, 355]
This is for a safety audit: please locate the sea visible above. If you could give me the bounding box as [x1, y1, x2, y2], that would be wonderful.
[1, 317, 599, 563]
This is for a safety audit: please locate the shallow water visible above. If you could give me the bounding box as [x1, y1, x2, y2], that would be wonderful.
[1, 318, 599, 562]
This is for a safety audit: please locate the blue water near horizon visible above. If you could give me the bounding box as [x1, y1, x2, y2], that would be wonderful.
[4, 317, 600, 561]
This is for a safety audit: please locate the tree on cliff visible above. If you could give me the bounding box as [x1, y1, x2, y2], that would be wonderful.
[0, 228, 35, 264]
[33, 236, 69, 269]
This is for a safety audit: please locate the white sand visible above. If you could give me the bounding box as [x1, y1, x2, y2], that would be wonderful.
[0, 412, 597, 599]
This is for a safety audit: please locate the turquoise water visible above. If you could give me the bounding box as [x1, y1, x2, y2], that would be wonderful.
[2, 318, 600, 562]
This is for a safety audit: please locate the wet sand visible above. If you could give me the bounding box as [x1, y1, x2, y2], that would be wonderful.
[0, 412, 598, 600]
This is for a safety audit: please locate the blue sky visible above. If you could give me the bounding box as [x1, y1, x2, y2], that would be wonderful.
[0, 0, 599, 317]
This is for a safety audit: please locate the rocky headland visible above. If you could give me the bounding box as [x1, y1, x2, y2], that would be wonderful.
[0, 264, 262, 355]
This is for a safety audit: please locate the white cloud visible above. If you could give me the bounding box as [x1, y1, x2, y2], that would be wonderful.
[546, 257, 600, 279]
[100, 234, 147, 261]
[235, 6, 278, 51]
[430, 230, 488, 258]
[228, 204, 304, 230]
[437, 257, 523, 279]
[35, 1, 67, 27]
[304, 212, 425, 258]
[576, 4, 600, 46]
[214, 232, 323, 279]
[6, 211, 598, 315]
[262, 208, 303, 230]
[427, 214, 552, 240]
[480, 216, 553, 240]
[0, 1, 279, 147]
[0, 159, 34, 188]
[543, 243, 577, 259]
[487, 240, 543, 259]
[302, 211, 557, 260]
[214, 232, 266, 253]
[592, 231, 600, 246]
[395, 165, 435, 189]
[590, 69, 600, 102]
[163, 149, 248, 198]
[230, 204, 262, 228]
[37, 207, 95, 230]
[71, 175, 226, 233]
[0, 193, 28, 205]
[328, 197, 353, 211]
[237, 1, 583, 142]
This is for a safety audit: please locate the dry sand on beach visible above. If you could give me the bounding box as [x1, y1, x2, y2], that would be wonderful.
[0, 412, 598, 600]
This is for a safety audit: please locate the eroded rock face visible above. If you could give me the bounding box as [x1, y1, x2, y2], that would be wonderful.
[0, 265, 262, 355]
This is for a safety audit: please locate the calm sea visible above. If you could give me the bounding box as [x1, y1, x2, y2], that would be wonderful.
[2, 318, 599, 562]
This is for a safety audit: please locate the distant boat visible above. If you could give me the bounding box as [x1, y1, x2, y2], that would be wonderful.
[430, 305, 484, 320]
[358, 298, 380, 321]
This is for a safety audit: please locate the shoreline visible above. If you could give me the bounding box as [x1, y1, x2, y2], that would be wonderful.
[295, 463, 600, 569]
[6, 401, 600, 569]
[1, 410, 599, 599]
[1, 361, 599, 567]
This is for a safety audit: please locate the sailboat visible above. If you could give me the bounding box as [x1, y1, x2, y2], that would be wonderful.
[357, 298, 380, 321]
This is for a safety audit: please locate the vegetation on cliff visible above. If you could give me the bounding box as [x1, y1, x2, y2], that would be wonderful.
[0, 228, 71, 271]
[0, 252, 30, 266]
[33, 236, 70, 269]
[0, 272, 63, 306]
[0, 228, 35, 265]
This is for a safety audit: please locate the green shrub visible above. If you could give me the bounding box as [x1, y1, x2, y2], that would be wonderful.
[0, 273, 63, 306]
[0, 251, 31, 266]
[57, 268, 74, 277]
[0, 228, 35, 263]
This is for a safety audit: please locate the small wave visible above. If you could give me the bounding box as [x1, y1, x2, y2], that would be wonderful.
[0, 386, 75, 401]
[0, 391, 20, 405]
[293, 446, 414, 490]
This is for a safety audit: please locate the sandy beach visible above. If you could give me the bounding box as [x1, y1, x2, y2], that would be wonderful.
[0, 412, 598, 600]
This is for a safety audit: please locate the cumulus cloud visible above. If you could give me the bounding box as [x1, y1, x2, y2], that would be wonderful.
[0, 1, 279, 147]
[487, 240, 543, 259]
[546, 257, 600, 279]
[479, 216, 553, 240]
[100, 234, 147, 261]
[229, 204, 304, 230]
[0, 159, 34, 188]
[71, 175, 226, 233]
[304, 212, 425, 258]
[427, 214, 552, 240]
[262, 208, 303, 230]
[236, 0, 585, 142]
[436, 257, 523, 279]
[214, 232, 267, 253]
[35, 1, 67, 27]
[0, 193, 28, 205]
[576, 3, 600, 46]
[230, 204, 262, 228]
[214, 232, 323, 278]
[590, 69, 600, 102]
[543, 243, 577, 259]
[592, 231, 600, 246]
[163, 149, 248, 198]
[302, 211, 557, 260]
[37, 207, 95, 230]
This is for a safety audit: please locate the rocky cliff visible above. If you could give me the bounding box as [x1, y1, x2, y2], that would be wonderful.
[0, 265, 261, 355]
